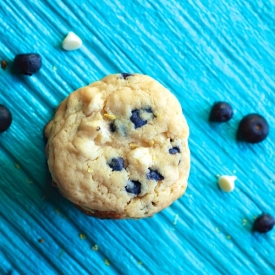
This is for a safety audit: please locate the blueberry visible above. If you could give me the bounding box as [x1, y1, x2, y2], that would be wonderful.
[169, 147, 180, 154]
[108, 157, 124, 171]
[130, 109, 147, 128]
[0, 105, 12, 133]
[13, 53, 42, 75]
[209, 102, 233, 122]
[121, 73, 133, 79]
[237, 114, 269, 143]
[110, 121, 116, 132]
[125, 180, 141, 195]
[147, 168, 164, 181]
[253, 213, 275, 233]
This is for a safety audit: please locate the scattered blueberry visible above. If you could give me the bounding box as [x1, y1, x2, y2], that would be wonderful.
[147, 168, 164, 181]
[108, 157, 124, 171]
[253, 213, 275, 233]
[13, 53, 42, 75]
[237, 114, 269, 143]
[0, 105, 12, 133]
[209, 102, 233, 122]
[121, 73, 133, 79]
[125, 180, 141, 195]
[169, 147, 180, 154]
[110, 121, 116, 132]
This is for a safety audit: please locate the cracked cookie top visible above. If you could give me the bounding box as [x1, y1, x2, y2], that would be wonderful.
[45, 73, 190, 219]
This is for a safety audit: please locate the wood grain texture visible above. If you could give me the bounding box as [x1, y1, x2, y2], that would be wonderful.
[0, 0, 275, 274]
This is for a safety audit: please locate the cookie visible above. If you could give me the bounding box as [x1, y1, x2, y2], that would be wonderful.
[44, 73, 190, 219]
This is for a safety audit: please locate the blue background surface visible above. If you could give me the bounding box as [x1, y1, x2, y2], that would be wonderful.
[1, 1, 275, 274]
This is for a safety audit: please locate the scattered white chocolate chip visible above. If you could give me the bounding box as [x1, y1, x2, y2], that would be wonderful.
[62, 32, 82, 51]
[218, 175, 237, 192]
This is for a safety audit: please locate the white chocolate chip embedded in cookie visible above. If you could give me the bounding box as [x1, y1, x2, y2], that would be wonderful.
[45, 73, 190, 219]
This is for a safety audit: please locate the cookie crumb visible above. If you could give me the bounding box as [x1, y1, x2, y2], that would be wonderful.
[53, 66, 57, 71]
[14, 162, 20, 169]
[79, 233, 86, 239]
[215, 227, 219, 233]
[58, 249, 64, 258]
[1, 59, 7, 70]
[242, 219, 247, 226]
[38, 238, 44, 243]
[137, 261, 143, 265]
[55, 208, 60, 215]
[25, 178, 33, 184]
[91, 244, 98, 251]
[173, 214, 178, 225]
[104, 114, 116, 120]
[226, 235, 231, 240]
[104, 259, 110, 266]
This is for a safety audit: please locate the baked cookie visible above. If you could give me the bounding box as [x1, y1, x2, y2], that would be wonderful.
[44, 73, 190, 219]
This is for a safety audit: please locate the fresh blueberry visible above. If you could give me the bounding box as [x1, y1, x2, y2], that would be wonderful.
[13, 53, 42, 75]
[108, 157, 124, 171]
[253, 213, 275, 233]
[169, 147, 180, 154]
[0, 105, 12, 133]
[237, 114, 269, 143]
[144, 107, 152, 113]
[125, 180, 141, 195]
[147, 168, 164, 181]
[121, 73, 133, 79]
[209, 102, 233, 122]
[110, 121, 116, 132]
[130, 109, 147, 128]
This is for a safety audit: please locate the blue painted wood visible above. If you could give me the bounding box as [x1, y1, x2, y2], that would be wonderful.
[1, 0, 275, 274]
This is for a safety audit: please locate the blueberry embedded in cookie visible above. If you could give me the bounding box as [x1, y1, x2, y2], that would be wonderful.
[44, 73, 190, 219]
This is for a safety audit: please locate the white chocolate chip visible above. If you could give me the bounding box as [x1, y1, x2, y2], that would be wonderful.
[218, 175, 237, 192]
[62, 32, 82, 51]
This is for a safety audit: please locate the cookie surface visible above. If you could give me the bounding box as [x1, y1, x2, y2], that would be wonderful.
[45, 73, 190, 219]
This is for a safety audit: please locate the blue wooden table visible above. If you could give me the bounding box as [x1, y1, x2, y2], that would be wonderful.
[1, 1, 275, 274]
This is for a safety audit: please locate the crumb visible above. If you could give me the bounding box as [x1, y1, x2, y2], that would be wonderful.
[226, 235, 231, 240]
[53, 66, 57, 71]
[1, 59, 7, 70]
[242, 219, 247, 226]
[25, 178, 33, 184]
[173, 214, 178, 225]
[79, 233, 86, 239]
[87, 168, 93, 173]
[104, 259, 110, 266]
[55, 208, 60, 215]
[269, 179, 273, 183]
[91, 244, 98, 251]
[58, 249, 64, 258]
[38, 238, 44, 243]
[215, 227, 219, 233]
[137, 261, 143, 265]
[14, 162, 20, 169]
